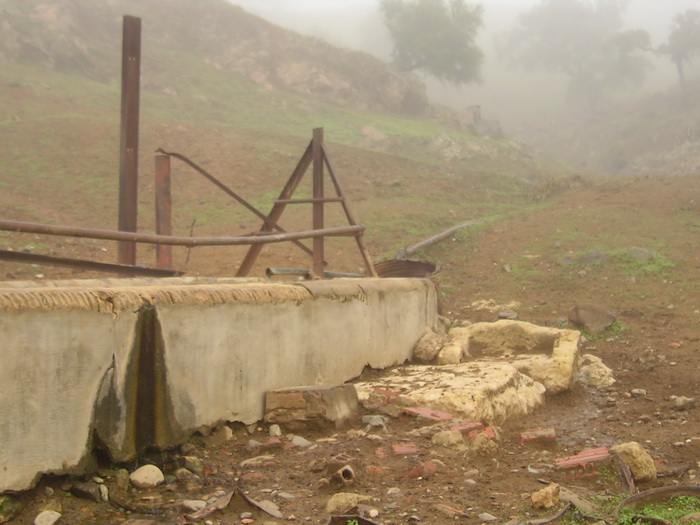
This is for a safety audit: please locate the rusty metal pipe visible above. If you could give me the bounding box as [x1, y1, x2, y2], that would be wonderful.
[0, 220, 363, 247]
[0, 249, 182, 277]
[395, 219, 483, 260]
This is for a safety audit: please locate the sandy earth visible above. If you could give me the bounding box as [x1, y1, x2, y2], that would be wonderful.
[1, 149, 699, 524]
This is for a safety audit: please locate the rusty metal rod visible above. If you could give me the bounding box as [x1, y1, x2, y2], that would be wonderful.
[0, 220, 364, 247]
[156, 147, 313, 258]
[274, 198, 344, 204]
[395, 220, 483, 260]
[0, 249, 183, 277]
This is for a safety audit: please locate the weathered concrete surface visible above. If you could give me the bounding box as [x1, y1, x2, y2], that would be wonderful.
[0, 307, 138, 493]
[355, 363, 547, 424]
[417, 320, 581, 395]
[0, 277, 436, 492]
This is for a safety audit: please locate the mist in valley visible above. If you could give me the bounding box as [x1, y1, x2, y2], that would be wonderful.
[232, 0, 700, 173]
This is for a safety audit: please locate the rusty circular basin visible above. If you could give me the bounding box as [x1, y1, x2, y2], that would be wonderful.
[368, 259, 440, 278]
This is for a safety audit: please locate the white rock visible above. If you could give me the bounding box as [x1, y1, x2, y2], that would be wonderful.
[129, 464, 165, 489]
[291, 435, 312, 448]
[269, 424, 282, 437]
[326, 493, 371, 514]
[34, 510, 61, 525]
[182, 499, 207, 512]
[98, 484, 109, 502]
[578, 354, 615, 387]
[431, 430, 466, 450]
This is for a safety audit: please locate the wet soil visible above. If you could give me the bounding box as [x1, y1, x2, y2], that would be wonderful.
[1, 144, 699, 524]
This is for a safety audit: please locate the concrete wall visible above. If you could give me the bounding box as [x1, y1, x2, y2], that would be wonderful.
[0, 277, 437, 492]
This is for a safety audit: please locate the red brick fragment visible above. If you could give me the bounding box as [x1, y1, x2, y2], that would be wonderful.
[450, 421, 484, 434]
[406, 460, 438, 478]
[391, 442, 420, 455]
[403, 406, 454, 421]
[469, 426, 497, 440]
[521, 427, 557, 445]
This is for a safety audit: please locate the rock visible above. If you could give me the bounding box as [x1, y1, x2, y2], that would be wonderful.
[240, 455, 275, 468]
[413, 329, 448, 362]
[247, 439, 262, 451]
[568, 304, 616, 334]
[671, 396, 696, 411]
[99, 484, 109, 502]
[326, 493, 372, 514]
[478, 512, 498, 522]
[436, 342, 464, 365]
[468, 433, 499, 457]
[291, 435, 313, 448]
[431, 430, 466, 450]
[33, 510, 61, 525]
[630, 389, 647, 397]
[498, 310, 519, 320]
[206, 425, 234, 446]
[182, 500, 207, 512]
[0, 495, 21, 523]
[70, 481, 102, 502]
[578, 354, 616, 387]
[269, 424, 282, 437]
[115, 469, 131, 491]
[180, 455, 204, 475]
[362, 415, 388, 432]
[531, 483, 560, 509]
[611, 442, 657, 482]
[130, 464, 165, 489]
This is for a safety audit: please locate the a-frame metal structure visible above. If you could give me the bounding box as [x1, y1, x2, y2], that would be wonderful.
[236, 128, 377, 278]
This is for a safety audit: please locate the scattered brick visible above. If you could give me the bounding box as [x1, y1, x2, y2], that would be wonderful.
[406, 460, 439, 479]
[264, 384, 358, 429]
[521, 427, 557, 445]
[403, 406, 454, 421]
[391, 442, 420, 455]
[469, 426, 497, 440]
[450, 421, 484, 434]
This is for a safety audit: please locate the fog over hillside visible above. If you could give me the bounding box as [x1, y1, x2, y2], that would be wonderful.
[231, 0, 700, 132]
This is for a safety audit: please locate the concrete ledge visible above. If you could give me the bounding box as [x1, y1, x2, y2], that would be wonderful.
[0, 277, 436, 492]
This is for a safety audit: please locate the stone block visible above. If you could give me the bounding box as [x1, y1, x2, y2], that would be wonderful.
[264, 384, 358, 429]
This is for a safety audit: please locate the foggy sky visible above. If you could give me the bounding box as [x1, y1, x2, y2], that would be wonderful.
[230, 0, 700, 131]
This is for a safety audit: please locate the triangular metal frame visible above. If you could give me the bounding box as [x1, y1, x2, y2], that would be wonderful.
[236, 128, 377, 278]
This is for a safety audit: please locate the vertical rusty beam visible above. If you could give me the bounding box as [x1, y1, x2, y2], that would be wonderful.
[154, 154, 172, 269]
[118, 15, 142, 266]
[312, 128, 325, 277]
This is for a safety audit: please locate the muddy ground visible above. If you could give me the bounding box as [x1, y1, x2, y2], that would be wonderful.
[1, 144, 699, 524]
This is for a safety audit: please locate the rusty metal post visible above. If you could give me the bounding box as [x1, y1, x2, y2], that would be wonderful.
[155, 154, 172, 269]
[118, 15, 141, 266]
[312, 128, 325, 277]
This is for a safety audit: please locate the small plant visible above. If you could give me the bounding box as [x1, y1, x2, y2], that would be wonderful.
[618, 495, 700, 524]
[580, 320, 629, 342]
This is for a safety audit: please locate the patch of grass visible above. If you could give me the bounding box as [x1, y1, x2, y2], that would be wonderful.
[618, 495, 700, 525]
[616, 249, 675, 276]
[580, 320, 629, 342]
